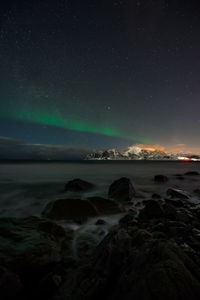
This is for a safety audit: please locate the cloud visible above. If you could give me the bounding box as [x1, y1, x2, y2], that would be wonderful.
[132, 144, 166, 152]
[0, 136, 93, 160]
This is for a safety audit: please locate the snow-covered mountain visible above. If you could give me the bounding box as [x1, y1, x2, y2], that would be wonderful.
[86, 146, 200, 161]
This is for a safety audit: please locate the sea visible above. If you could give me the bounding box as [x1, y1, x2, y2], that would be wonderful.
[0, 160, 200, 256]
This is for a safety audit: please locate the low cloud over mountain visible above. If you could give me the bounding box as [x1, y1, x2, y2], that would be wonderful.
[0, 136, 93, 160]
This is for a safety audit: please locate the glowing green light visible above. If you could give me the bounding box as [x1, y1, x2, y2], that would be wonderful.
[0, 105, 150, 143]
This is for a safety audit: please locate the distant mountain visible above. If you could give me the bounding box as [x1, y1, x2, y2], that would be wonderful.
[86, 146, 200, 161]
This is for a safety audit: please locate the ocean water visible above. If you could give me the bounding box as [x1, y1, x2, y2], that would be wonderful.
[0, 160, 200, 218]
[1, 160, 200, 258]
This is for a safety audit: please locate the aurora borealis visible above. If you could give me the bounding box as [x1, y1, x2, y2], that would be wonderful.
[1, 0, 200, 158]
[0, 103, 149, 143]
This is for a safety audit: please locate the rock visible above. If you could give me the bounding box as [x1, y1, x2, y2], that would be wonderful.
[154, 175, 168, 183]
[42, 198, 98, 222]
[167, 188, 190, 200]
[163, 203, 177, 220]
[0, 267, 22, 300]
[75, 231, 101, 260]
[174, 174, 185, 180]
[194, 189, 200, 197]
[108, 177, 136, 202]
[152, 193, 161, 199]
[54, 227, 200, 300]
[0, 216, 70, 299]
[165, 198, 184, 207]
[95, 219, 107, 226]
[65, 178, 95, 192]
[139, 200, 164, 221]
[152, 231, 167, 239]
[174, 174, 183, 176]
[184, 171, 199, 176]
[119, 214, 134, 226]
[37, 272, 62, 298]
[176, 209, 192, 224]
[43, 197, 121, 223]
[87, 197, 121, 215]
[0, 217, 66, 269]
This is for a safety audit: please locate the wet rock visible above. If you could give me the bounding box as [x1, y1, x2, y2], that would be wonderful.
[163, 203, 177, 220]
[65, 178, 95, 192]
[165, 198, 184, 207]
[0, 267, 22, 300]
[75, 231, 101, 260]
[139, 200, 164, 221]
[119, 214, 134, 226]
[176, 209, 192, 224]
[108, 177, 136, 202]
[0, 216, 66, 269]
[152, 193, 161, 199]
[42, 198, 98, 222]
[154, 174, 168, 183]
[166, 221, 189, 238]
[95, 219, 107, 226]
[55, 227, 200, 300]
[184, 171, 199, 176]
[37, 271, 63, 298]
[152, 231, 167, 239]
[167, 188, 190, 200]
[194, 189, 200, 197]
[87, 197, 121, 215]
[0, 216, 69, 299]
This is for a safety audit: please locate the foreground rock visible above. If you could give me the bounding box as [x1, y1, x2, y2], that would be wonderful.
[42, 198, 98, 222]
[154, 174, 168, 183]
[65, 178, 95, 192]
[167, 188, 190, 200]
[139, 200, 164, 220]
[87, 197, 121, 215]
[184, 171, 199, 176]
[108, 177, 136, 202]
[0, 216, 72, 300]
[43, 198, 121, 223]
[54, 198, 200, 300]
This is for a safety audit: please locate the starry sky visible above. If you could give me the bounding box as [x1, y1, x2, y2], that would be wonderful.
[0, 0, 200, 158]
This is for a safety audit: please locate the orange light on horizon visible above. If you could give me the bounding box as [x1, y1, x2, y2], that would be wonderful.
[178, 157, 191, 161]
[128, 144, 166, 152]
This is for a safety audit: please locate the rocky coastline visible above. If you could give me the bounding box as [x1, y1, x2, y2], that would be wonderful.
[1, 175, 200, 299]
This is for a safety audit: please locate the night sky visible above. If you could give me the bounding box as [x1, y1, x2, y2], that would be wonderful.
[0, 0, 200, 159]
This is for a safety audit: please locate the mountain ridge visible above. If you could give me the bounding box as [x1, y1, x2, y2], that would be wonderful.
[86, 146, 200, 161]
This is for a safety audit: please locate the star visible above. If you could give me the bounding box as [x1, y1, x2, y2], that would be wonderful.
[106, 105, 111, 111]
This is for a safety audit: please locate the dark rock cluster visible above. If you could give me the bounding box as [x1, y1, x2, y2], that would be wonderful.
[54, 197, 200, 300]
[1, 176, 200, 299]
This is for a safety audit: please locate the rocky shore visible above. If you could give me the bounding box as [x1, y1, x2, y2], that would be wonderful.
[1, 175, 200, 299]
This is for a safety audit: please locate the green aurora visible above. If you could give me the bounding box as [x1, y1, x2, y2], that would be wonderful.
[0, 105, 150, 143]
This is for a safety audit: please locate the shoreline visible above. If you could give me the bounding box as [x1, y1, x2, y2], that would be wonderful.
[1, 175, 200, 299]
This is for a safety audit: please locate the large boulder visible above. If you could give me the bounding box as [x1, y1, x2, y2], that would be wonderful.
[184, 171, 199, 176]
[0, 267, 22, 300]
[154, 175, 168, 183]
[87, 197, 121, 215]
[139, 200, 164, 221]
[54, 225, 200, 300]
[167, 188, 190, 200]
[194, 189, 200, 197]
[108, 177, 136, 202]
[65, 179, 95, 192]
[42, 197, 121, 223]
[42, 198, 98, 222]
[0, 216, 70, 299]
